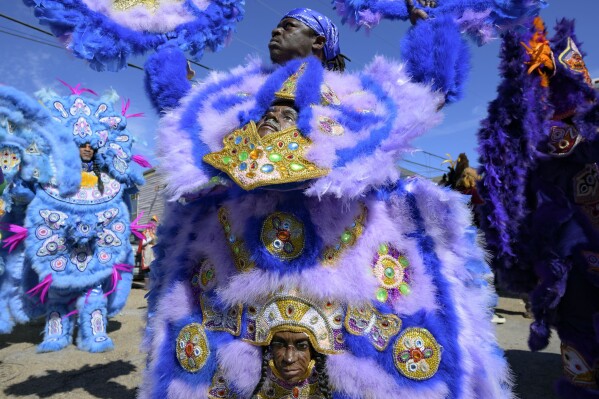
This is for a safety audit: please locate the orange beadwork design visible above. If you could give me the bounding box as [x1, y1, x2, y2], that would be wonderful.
[521, 17, 555, 87]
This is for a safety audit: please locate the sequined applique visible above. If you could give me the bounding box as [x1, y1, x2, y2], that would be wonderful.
[573, 164, 599, 229]
[250, 291, 345, 354]
[393, 328, 442, 380]
[582, 251, 599, 275]
[260, 212, 305, 260]
[0, 148, 20, 173]
[322, 204, 367, 265]
[203, 121, 329, 190]
[274, 63, 307, 101]
[191, 259, 217, 297]
[344, 304, 401, 351]
[317, 115, 344, 136]
[39, 209, 69, 230]
[547, 123, 581, 157]
[559, 37, 593, 87]
[218, 207, 254, 273]
[561, 342, 598, 388]
[113, 0, 160, 12]
[201, 295, 242, 336]
[372, 244, 412, 303]
[176, 323, 210, 373]
[47, 311, 62, 337]
[91, 309, 105, 335]
[320, 83, 341, 106]
[208, 368, 237, 399]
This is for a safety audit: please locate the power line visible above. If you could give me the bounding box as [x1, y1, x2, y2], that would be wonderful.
[401, 159, 446, 173]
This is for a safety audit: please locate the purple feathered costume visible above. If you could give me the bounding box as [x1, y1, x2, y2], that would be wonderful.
[478, 17, 599, 398]
[138, 3, 548, 398]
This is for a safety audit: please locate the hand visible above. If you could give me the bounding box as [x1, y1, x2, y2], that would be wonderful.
[406, 0, 437, 25]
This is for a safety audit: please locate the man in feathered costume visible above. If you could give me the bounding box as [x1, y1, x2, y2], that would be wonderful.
[477, 17, 599, 398]
[0, 84, 146, 353]
[137, 1, 547, 396]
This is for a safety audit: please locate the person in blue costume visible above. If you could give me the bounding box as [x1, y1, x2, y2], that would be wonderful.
[0, 84, 146, 353]
[137, 3, 546, 397]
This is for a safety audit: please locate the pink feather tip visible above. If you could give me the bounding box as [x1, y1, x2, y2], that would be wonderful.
[121, 98, 144, 118]
[104, 263, 134, 297]
[0, 223, 28, 253]
[57, 79, 97, 96]
[132, 155, 152, 168]
[26, 274, 53, 304]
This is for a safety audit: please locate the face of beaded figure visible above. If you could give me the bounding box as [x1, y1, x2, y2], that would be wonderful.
[270, 331, 313, 383]
[269, 17, 324, 65]
[79, 143, 95, 162]
[256, 104, 298, 137]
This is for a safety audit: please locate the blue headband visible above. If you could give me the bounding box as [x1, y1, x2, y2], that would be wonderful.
[283, 8, 340, 62]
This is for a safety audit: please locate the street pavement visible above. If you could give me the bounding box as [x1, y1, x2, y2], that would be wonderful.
[0, 286, 562, 399]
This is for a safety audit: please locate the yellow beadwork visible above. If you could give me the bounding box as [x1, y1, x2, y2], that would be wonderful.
[218, 207, 254, 273]
[0, 149, 21, 172]
[393, 327, 441, 380]
[344, 304, 401, 351]
[260, 212, 305, 261]
[203, 121, 329, 191]
[80, 171, 99, 188]
[175, 323, 210, 373]
[322, 204, 367, 265]
[112, 0, 160, 12]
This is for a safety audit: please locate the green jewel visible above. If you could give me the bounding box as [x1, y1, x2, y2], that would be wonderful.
[376, 288, 388, 302]
[224, 225, 231, 233]
[206, 270, 213, 279]
[340, 231, 352, 243]
[238, 151, 248, 161]
[399, 283, 411, 295]
[378, 243, 388, 255]
[399, 256, 409, 267]
[289, 162, 305, 171]
[268, 153, 282, 162]
[222, 156, 232, 165]
[384, 267, 395, 278]
[233, 246, 240, 254]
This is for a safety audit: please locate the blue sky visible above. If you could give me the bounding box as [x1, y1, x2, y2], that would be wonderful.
[0, 0, 598, 178]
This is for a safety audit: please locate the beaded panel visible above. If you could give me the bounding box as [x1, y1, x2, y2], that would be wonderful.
[559, 37, 593, 86]
[176, 323, 210, 372]
[208, 368, 237, 399]
[0, 148, 20, 173]
[393, 328, 441, 380]
[573, 164, 599, 229]
[201, 295, 242, 336]
[561, 342, 598, 388]
[260, 212, 305, 260]
[203, 121, 329, 190]
[547, 123, 581, 157]
[344, 304, 401, 351]
[218, 207, 254, 272]
[372, 244, 412, 304]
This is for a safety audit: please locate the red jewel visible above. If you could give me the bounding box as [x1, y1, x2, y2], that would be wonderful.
[278, 141, 284, 148]
[185, 342, 194, 357]
[293, 131, 299, 137]
[410, 348, 424, 362]
[287, 155, 294, 159]
[277, 230, 291, 241]
[292, 386, 300, 398]
[575, 364, 582, 371]
[381, 320, 389, 327]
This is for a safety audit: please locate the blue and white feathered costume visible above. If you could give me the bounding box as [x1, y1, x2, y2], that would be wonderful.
[0, 85, 145, 352]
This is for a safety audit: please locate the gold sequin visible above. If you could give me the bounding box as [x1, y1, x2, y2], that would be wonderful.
[176, 323, 210, 373]
[393, 328, 441, 380]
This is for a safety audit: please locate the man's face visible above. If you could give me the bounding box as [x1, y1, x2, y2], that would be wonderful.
[256, 104, 298, 137]
[269, 18, 321, 65]
[79, 143, 95, 162]
[270, 331, 313, 384]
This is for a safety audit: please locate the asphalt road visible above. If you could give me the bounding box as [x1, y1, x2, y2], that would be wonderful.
[0, 286, 562, 399]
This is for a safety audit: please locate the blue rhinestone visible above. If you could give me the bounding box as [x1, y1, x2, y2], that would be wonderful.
[249, 143, 255, 150]
[229, 235, 236, 243]
[261, 164, 274, 173]
[265, 146, 273, 151]
[239, 162, 247, 171]
[235, 136, 242, 145]
[288, 142, 299, 151]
